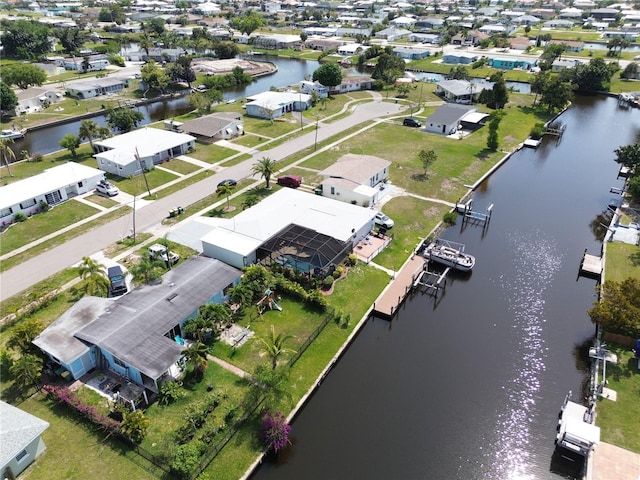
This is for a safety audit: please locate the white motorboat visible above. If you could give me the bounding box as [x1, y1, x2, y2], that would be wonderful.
[555, 391, 600, 459]
[423, 241, 476, 272]
[0, 129, 25, 140]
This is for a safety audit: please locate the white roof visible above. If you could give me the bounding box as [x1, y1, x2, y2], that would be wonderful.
[0, 162, 104, 210]
[201, 188, 376, 254]
[0, 401, 49, 468]
[246, 91, 312, 107]
[94, 128, 195, 160]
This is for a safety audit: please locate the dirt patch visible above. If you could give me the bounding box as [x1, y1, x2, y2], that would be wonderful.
[422, 206, 441, 218]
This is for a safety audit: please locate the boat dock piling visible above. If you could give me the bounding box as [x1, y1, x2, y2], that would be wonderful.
[371, 256, 426, 319]
[579, 248, 603, 280]
[413, 263, 450, 296]
[456, 198, 493, 229]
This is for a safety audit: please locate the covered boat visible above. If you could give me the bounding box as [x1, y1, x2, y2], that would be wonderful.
[422, 241, 476, 272]
[0, 129, 25, 140]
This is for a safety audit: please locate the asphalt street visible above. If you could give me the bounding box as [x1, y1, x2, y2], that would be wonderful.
[1, 97, 405, 300]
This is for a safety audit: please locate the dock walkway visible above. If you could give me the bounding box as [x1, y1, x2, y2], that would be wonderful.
[372, 255, 425, 318]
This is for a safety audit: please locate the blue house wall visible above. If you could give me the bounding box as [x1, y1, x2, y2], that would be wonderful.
[488, 57, 537, 70]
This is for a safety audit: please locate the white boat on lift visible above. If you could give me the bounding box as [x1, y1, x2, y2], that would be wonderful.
[422, 240, 476, 272]
[555, 391, 600, 460]
[0, 129, 25, 140]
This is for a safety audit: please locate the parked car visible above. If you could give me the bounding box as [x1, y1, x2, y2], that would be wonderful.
[403, 117, 422, 128]
[217, 179, 237, 189]
[107, 265, 128, 296]
[148, 243, 180, 265]
[96, 180, 119, 197]
[374, 212, 394, 228]
[277, 175, 302, 188]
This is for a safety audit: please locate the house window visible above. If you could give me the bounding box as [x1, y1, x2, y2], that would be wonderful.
[113, 356, 126, 368]
[16, 449, 29, 463]
[0, 207, 12, 218]
[223, 282, 234, 296]
[45, 191, 62, 204]
[78, 181, 83, 188]
[330, 186, 335, 195]
[20, 199, 37, 209]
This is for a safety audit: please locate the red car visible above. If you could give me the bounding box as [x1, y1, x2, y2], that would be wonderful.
[277, 175, 302, 188]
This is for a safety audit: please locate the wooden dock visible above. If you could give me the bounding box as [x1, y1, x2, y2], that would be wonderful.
[372, 255, 425, 319]
[579, 249, 603, 279]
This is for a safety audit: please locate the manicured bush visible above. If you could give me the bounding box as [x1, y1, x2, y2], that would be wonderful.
[322, 276, 334, 289]
[306, 289, 328, 311]
[171, 442, 204, 479]
[443, 212, 457, 225]
[13, 212, 27, 222]
[260, 410, 291, 454]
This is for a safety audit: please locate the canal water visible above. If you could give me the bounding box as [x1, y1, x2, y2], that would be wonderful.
[249, 96, 639, 480]
[11, 56, 319, 156]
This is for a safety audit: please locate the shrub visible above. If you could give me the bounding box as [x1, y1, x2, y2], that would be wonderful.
[322, 276, 334, 289]
[260, 411, 291, 454]
[306, 289, 328, 311]
[119, 409, 149, 443]
[443, 212, 457, 225]
[13, 212, 27, 222]
[158, 380, 184, 405]
[332, 265, 344, 279]
[529, 123, 545, 140]
[30, 153, 43, 162]
[38, 200, 50, 213]
[171, 442, 204, 479]
[345, 254, 357, 266]
[628, 176, 640, 203]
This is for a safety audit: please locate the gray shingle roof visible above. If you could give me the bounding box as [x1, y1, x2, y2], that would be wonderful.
[426, 104, 476, 125]
[76, 256, 241, 379]
[0, 401, 49, 468]
[319, 153, 390, 184]
[179, 112, 242, 138]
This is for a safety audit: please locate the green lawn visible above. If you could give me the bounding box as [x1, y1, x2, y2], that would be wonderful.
[604, 242, 640, 283]
[185, 142, 240, 164]
[595, 344, 640, 453]
[158, 158, 201, 175]
[0, 200, 99, 255]
[107, 168, 179, 196]
[18, 395, 157, 480]
[84, 194, 118, 209]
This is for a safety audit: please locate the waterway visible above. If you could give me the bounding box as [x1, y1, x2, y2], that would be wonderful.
[249, 95, 640, 480]
[11, 56, 319, 156]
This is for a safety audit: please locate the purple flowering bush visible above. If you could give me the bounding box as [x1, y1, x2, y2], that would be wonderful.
[42, 384, 120, 434]
[260, 410, 291, 453]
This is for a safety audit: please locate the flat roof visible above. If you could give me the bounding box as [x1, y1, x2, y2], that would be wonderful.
[94, 127, 195, 160]
[202, 188, 376, 254]
[246, 91, 312, 107]
[0, 162, 104, 210]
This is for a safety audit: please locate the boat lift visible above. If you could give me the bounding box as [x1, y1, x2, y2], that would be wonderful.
[456, 198, 493, 229]
[413, 261, 450, 297]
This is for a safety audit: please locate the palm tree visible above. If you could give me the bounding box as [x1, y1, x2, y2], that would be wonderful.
[183, 341, 209, 379]
[98, 126, 112, 140]
[252, 157, 278, 189]
[79, 119, 100, 152]
[0, 137, 16, 177]
[139, 33, 153, 60]
[217, 182, 236, 211]
[7, 319, 43, 356]
[10, 354, 42, 390]
[259, 325, 296, 370]
[78, 256, 110, 297]
[130, 258, 164, 285]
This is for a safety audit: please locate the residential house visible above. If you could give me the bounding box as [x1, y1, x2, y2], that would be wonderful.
[13, 87, 64, 115]
[374, 27, 411, 41]
[245, 91, 312, 119]
[487, 56, 537, 70]
[602, 30, 637, 40]
[513, 14, 541, 25]
[33, 257, 243, 397]
[94, 128, 196, 177]
[466, 30, 490, 46]
[178, 112, 243, 142]
[393, 46, 431, 60]
[435, 80, 482, 103]
[408, 32, 441, 44]
[253, 34, 301, 50]
[329, 76, 374, 95]
[543, 19, 575, 28]
[318, 154, 391, 207]
[306, 37, 343, 51]
[337, 43, 368, 56]
[110, 23, 143, 34]
[551, 58, 585, 73]
[423, 103, 478, 135]
[559, 7, 583, 19]
[479, 24, 507, 34]
[63, 55, 110, 72]
[390, 16, 417, 28]
[442, 51, 479, 64]
[414, 17, 446, 30]
[549, 39, 584, 52]
[300, 80, 329, 98]
[530, 8, 556, 19]
[124, 47, 187, 63]
[0, 162, 105, 225]
[509, 36, 532, 50]
[591, 8, 620, 21]
[335, 26, 374, 38]
[0, 401, 49, 480]
[65, 77, 130, 99]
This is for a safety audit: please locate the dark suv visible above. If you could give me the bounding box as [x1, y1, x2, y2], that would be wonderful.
[107, 266, 127, 296]
[403, 117, 422, 128]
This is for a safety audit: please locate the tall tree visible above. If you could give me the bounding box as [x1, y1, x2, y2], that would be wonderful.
[107, 108, 144, 133]
[589, 278, 640, 338]
[141, 60, 169, 93]
[138, 33, 153, 59]
[78, 256, 110, 297]
[79, 119, 100, 152]
[0, 138, 17, 177]
[539, 76, 574, 113]
[2, 64, 47, 89]
[130, 258, 164, 285]
[312, 63, 343, 92]
[0, 20, 52, 59]
[419, 149, 437, 177]
[0, 81, 19, 113]
[60, 134, 81, 156]
[530, 70, 550, 106]
[7, 319, 44, 356]
[614, 143, 640, 174]
[252, 157, 278, 188]
[230, 11, 264, 36]
[57, 27, 86, 54]
[259, 325, 296, 370]
[573, 57, 613, 93]
[372, 53, 405, 84]
[216, 181, 236, 210]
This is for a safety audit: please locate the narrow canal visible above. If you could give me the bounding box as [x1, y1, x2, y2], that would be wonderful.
[249, 96, 639, 480]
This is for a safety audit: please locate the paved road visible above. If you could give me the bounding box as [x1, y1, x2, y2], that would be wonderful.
[1, 98, 405, 300]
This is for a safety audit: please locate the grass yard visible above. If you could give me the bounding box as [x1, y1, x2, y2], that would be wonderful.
[185, 141, 240, 164]
[84, 194, 119, 209]
[158, 158, 201, 175]
[604, 242, 640, 283]
[232, 133, 271, 148]
[107, 168, 179, 195]
[18, 394, 157, 480]
[0, 200, 99, 256]
[595, 344, 640, 453]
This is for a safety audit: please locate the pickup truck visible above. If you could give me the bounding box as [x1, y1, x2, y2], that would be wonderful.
[107, 265, 128, 296]
[148, 243, 180, 265]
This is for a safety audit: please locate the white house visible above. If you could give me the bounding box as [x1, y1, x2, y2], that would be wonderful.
[330, 76, 373, 94]
[318, 154, 391, 207]
[245, 91, 312, 119]
[0, 401, 49, 479]
[200, 188, 377, 273]
[65, 77, 130, 99]
[63, 56, 110, 72]
[337, 43, 368, 56]
[14, 87, 64, 115]
[0, 163, 105, 225]
[435, 79, 485, 103]
[94, 128, 196, 177]
[423, 103, 478, 135]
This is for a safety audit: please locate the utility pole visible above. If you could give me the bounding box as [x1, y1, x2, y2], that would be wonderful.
[135, 147, 151, 197]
